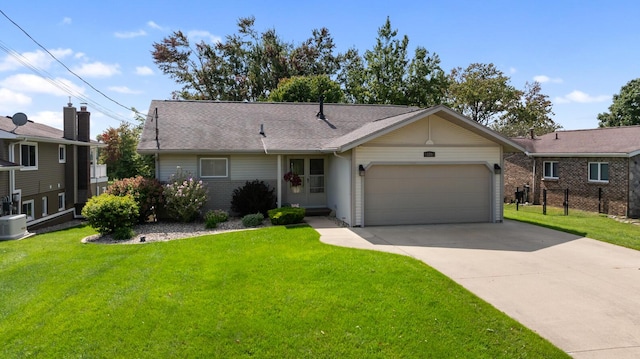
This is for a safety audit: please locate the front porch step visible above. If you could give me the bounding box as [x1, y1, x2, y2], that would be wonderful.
[304, 208, 332, 217]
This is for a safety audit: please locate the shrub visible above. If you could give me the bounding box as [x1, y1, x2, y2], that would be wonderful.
[231, 180, 276, 216]
[268, 207, 306, 225]
[164, 169, 208, 222]
[107, 176, 164, 223]
[242, 213, 264, 228]
[81, 194, 139, 239]
[204, 209, 229, 229]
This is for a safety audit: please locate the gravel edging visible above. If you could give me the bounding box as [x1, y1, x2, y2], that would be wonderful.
[82, 219, 272, 245]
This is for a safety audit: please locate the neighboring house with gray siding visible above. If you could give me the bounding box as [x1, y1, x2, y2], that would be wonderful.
[0, 104, 108, 229]
[138, 101, 523, 227]
[504, 127, 640, 218]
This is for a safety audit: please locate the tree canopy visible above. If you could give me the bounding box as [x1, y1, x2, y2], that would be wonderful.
[446, 63, 519, 126]
[152, 16, 341, 101]
[597, 78, 640, 127]
[491, 81, 561, 137]
[152, 16, 558, 137]
[267, 75, 344, 103]
[338, 17, 447, 107]
[97, 111, 154, 179]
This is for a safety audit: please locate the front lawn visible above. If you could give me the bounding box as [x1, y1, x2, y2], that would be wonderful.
[0, 225, 568, 358]
[504, 204, 640, 250]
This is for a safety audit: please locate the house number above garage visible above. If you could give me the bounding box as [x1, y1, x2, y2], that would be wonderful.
[423, 151, 436, 157]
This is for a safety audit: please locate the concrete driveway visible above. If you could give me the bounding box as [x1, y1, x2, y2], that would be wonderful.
[309, 218, 640, 358]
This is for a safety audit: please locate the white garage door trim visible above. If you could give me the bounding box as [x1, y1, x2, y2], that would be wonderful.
[363, 163, 493, 226]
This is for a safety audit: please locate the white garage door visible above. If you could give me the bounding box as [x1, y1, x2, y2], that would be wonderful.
[364, 164, 491, 225]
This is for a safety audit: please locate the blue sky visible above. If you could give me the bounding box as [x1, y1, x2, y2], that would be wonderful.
[0, 0, 637, 138]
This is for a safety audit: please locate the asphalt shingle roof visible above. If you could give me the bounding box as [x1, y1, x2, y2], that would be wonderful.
[512, 126, 640, 156]
[0, 116, 64, 139]
[138, 101, 423, 153]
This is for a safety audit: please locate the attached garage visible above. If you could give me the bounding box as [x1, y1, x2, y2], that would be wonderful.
[364, 164, 492, 226]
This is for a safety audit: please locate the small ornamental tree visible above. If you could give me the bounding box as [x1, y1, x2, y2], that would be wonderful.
[107, 176, 164, 223]
[164, 168, 208, 222]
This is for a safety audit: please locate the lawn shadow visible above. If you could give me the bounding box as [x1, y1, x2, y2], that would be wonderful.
[350, 220, 585, 252]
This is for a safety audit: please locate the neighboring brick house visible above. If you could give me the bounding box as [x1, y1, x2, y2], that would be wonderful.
[0, 103, 108, 230]
[505, 127, 640, 218]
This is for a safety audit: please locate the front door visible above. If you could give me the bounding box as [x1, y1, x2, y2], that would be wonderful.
[286, 157, 326, 207]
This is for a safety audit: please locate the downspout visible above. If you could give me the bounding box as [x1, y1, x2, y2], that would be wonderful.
[8, 143, 15, 213]
[277, 155, 282, 208]
[531, 154, 536, 204]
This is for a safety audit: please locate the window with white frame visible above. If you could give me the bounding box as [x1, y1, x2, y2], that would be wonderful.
[42, 196, 48, 216]
[22, 200, 34, 221]
[543, 161, 559, 179]
[58, 193, 65, 211]
[58, 145, 66, 163]
[589, 162, 609, 182]
[20, 143, 37, 169]
[200, 158, 228, 178]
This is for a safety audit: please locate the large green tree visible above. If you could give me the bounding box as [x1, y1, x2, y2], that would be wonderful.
[446, 63, 520, 126]
[97, 111, 154, 179]
[597, 78, 640, 127]
[492, 81, 560, 137]
[338, 18, 447, 107]
[152, 16, 342, 101]
[267, 75, 344, 103]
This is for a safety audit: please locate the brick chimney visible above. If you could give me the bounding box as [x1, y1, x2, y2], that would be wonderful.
[76, 105, 91, 204]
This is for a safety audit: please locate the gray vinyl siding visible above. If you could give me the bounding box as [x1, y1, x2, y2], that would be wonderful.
[15, 142, 65, 197]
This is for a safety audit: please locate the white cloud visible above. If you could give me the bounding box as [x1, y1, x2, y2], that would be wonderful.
[509, 67, 517, 74]
[534, 75, 563, 84]
[72, 62, 121, 78]
[555, 90, 610, 104]
[147, 21, 164, 30]
[0, 74, 84, 96]
[114, 30, 147, 39]
[108, 86, 142, 95]
[61, 17, 72, 25]
[0, 48, 73, 72]
[135, 66, 153, 76]
[0, 88, 32, 111]
[188, 30, 222, 44]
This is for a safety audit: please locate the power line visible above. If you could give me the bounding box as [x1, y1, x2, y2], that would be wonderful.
[0, 9, 148, 121]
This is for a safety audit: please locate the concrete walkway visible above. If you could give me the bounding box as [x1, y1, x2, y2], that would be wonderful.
[305, 217, 640, 359]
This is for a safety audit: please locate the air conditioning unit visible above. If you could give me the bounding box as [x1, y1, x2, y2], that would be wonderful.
[0, 214, 28, 240]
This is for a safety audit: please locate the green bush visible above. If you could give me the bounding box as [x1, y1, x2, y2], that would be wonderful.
[231, 180, 276, 216]
[242, 213, 264, 228]
[268, 207, 306, 225]
[81, 194, 139, 239]
[164, 168, 208, 222]
[107, 176, 164, 223]
[204, 209, 229, 229]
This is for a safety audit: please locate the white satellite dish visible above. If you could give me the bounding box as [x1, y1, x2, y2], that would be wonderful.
[11, 112, 28, 126]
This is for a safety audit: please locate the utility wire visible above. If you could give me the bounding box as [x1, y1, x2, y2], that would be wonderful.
[0, 9, 148, 121]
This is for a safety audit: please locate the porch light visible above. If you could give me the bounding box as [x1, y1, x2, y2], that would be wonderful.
[494, 163, 501, 174]
[359, 164, 366, 177]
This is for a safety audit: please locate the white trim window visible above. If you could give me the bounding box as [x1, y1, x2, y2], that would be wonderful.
[543, 161, 559, 179]
[200, 158, 228, 178]
[589, 162, 609, 182]
[58, 193, 65, 211]
[22, 200, 34, 221]
[20, 143, 38, 170]
[42, 196, 48, 216]
[58, 145, 66, 163]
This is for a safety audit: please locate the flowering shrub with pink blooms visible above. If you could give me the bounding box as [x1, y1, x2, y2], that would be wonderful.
[164, 168, 208, 222]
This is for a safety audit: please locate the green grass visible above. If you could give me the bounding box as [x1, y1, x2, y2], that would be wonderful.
[0, 225, 568, 358]
[505, 204, 640, 250]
